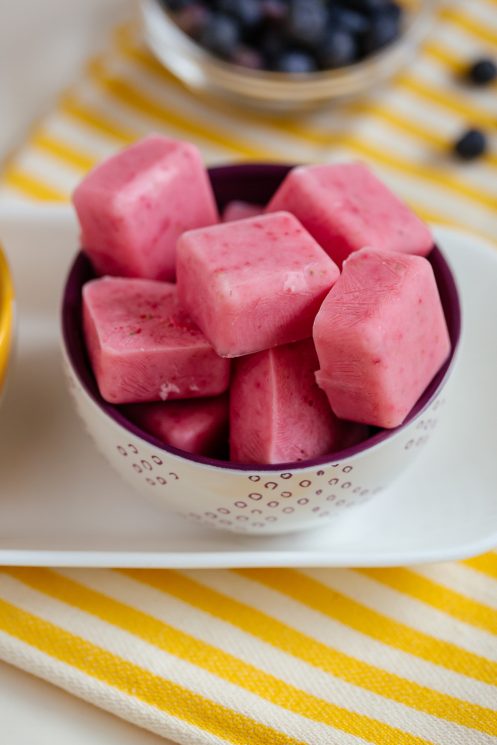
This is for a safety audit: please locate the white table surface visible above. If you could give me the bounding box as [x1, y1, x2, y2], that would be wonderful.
[0, 664, 169, 745]
[0, 0, 125, 158]
[0, 1, 174, 741]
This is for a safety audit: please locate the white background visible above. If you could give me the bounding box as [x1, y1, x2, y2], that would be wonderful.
[0, 0, 125, 160]
[0, 1, 172, 741]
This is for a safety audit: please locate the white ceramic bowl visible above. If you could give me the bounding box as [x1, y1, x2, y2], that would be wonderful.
[62, 164, 460, 535]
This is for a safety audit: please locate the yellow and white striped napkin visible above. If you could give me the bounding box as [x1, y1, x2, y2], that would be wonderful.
[1, 563, 497, 744]
[1, 2, 497, 743]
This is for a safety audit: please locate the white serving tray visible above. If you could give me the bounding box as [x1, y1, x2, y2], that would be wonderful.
[0, 204, 496, 567]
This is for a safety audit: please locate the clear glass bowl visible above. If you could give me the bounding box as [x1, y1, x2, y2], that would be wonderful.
[139, 0, 439, 112]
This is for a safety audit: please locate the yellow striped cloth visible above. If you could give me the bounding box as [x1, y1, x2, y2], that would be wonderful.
[1, 2, 497, 744]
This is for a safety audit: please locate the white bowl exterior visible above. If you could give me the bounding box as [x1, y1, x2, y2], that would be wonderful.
[63, 346, 448, 536]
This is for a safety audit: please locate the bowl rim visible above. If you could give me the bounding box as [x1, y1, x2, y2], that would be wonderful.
[62, 162, 461, 473]
[0, 244, 14, 389]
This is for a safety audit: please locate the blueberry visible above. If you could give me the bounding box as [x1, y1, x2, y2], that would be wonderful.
[361, 11, 401, 54]
[335, 9, 369, 35]
[453, 128, 487, 160]
[275, 49, 318, 73]
[467, 58, 497, 86]
[347, 0, 395, 14]
[160, 0, 194, 11]
[261, 0, 288, 23]
[231, 44, 265, 69]
[174, 3, 210, 38]
[319, 29, 358, 68]
[286, 0, 327, 47]
[199, 13, 240, 58]
[382, 1, 403, 22]
[260, 28, 287, 66]
[216, 0, 263, 29]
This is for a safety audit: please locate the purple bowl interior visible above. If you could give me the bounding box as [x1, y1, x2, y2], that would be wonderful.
[62, 163, 461, 472]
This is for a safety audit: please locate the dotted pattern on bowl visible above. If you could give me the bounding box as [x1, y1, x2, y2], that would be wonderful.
[111, 396, 444, 533]
[115, 443, 384, 532]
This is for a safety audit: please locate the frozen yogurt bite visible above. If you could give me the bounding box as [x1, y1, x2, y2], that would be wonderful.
[313, 248, 451, 429]
[267, 162, 434, 266]
[176, 211, 339, 357]
[125, 395, 229, 457]
[83, 276, 230, 404]
[73, 134, 218, 282]
[230, 338, 368, 464]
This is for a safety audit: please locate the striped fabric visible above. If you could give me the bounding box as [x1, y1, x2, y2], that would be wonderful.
[1, 563, 497, 744]
[1, 2, 497, 744]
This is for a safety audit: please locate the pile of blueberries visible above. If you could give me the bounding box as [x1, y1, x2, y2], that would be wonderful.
[159, 0, 404, 73]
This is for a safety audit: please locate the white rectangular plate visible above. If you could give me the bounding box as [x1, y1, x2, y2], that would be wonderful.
[0, 204, 496, 567]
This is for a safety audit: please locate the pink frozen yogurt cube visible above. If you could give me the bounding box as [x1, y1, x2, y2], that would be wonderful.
[73, 135, 218, 281]
[230, 339, 368, 464]
[83, 277, 230, 404]
[176, 211, 339, 358]
[267, 162, 434, 266]
[223, 201, 263, 222]
[313, 248, 451, 429]
[125, 396, 229, 456]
